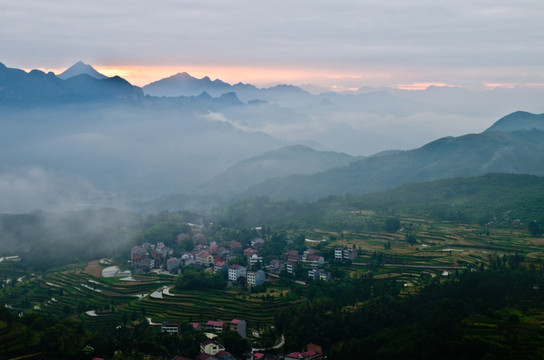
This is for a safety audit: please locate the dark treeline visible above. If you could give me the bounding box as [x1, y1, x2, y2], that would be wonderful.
[275, 267, 544, 359]
[174, 267, 227, 291]
[213, 173, 544, 233]
[0, 307, 215, 360]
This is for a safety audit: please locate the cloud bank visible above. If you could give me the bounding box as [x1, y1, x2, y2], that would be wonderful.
[2, 0, 544, 88]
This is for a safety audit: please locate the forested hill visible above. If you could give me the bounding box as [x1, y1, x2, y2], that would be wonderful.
[332, 173, 544, 224]
[216, 174, 544, 229]
[242, 129, 544, 202]
[485, 111, 544, 132]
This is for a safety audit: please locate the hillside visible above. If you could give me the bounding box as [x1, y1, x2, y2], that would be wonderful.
[341, 173, 544, 224]
[214, 173, 544, 229]
[484, 111, 544, 132]
[243, 129, 544, 201]
[194, 145, 357, 196]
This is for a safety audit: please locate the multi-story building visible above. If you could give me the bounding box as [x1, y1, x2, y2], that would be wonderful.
[200, 339, 225, 355]
[334, 248, 358, 261]
[228, 264, 247, 281]
[230, 319, 247, 338]
[166, 257, 180, 274]
[247, 270, 265, 286]
[206, 320, 227, 332]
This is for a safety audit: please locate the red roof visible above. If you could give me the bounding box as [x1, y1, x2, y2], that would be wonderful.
[201, 339, 219, 346]
[216, 351, 232, 357]
[286, 350, 317, 359]
[231, 319, 241, 324]
[244, 248, 257, 256]
[206, 320, 224, 327]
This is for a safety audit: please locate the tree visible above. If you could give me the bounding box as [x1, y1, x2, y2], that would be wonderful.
[385, 217, 401, 232]
[528, 221, 542, 237]
[405, 232, 417, 245]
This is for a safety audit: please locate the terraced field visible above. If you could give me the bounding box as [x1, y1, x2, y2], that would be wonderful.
[131, 287, 302, 329]
[1, 260, 300, 335]
[2, 215, 542, 337]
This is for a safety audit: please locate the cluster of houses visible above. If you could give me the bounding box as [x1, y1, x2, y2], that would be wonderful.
[159, 314, 328, 360]
[163, 319, 246, 360]
[130, 242, 174, 274]
[130, 230, 358, 285]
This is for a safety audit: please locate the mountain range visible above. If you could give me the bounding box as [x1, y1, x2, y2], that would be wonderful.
[239, 124, 544, 202]
[2, 60, 544, 213]
[142, 72, 314, 106]
[0, 62, 142, 106]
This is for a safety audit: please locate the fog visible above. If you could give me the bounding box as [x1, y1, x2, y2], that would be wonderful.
[2, 74, 544, 215]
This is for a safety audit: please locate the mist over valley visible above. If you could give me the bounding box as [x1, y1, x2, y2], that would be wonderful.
[2, 61, 544, 214]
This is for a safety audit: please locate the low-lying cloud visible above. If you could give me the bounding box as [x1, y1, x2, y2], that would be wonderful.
[0, 167, 110, 213]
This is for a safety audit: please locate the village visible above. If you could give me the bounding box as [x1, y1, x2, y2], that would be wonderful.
[125, 227, 355, 360]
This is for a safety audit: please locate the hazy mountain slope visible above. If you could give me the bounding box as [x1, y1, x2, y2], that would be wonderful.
[194, 145, 357, 196]
[484, 111, 544, 132]
[243, 129, 544, 201]
[0, 104, 284, 208]
[57, 61, 108, 80]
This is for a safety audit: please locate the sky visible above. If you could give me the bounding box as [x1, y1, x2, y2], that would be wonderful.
[2, 0, 544, 90]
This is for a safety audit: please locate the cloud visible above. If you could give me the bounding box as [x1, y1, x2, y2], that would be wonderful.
[0, 167, 113, 213]
[1, 1, 544, 87]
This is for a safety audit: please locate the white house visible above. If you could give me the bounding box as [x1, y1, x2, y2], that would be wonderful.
[228, 264, 247, 281]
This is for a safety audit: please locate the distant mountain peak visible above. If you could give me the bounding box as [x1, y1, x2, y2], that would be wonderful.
[172, 72, 194, 79]
[58, 61, 107, 80]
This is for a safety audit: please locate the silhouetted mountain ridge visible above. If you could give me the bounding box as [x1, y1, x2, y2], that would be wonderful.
[0, 62, 143, 106]
[142, 72, 314, 105]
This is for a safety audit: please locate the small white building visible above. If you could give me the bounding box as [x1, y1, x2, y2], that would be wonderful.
[161, 321, 180, 334]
